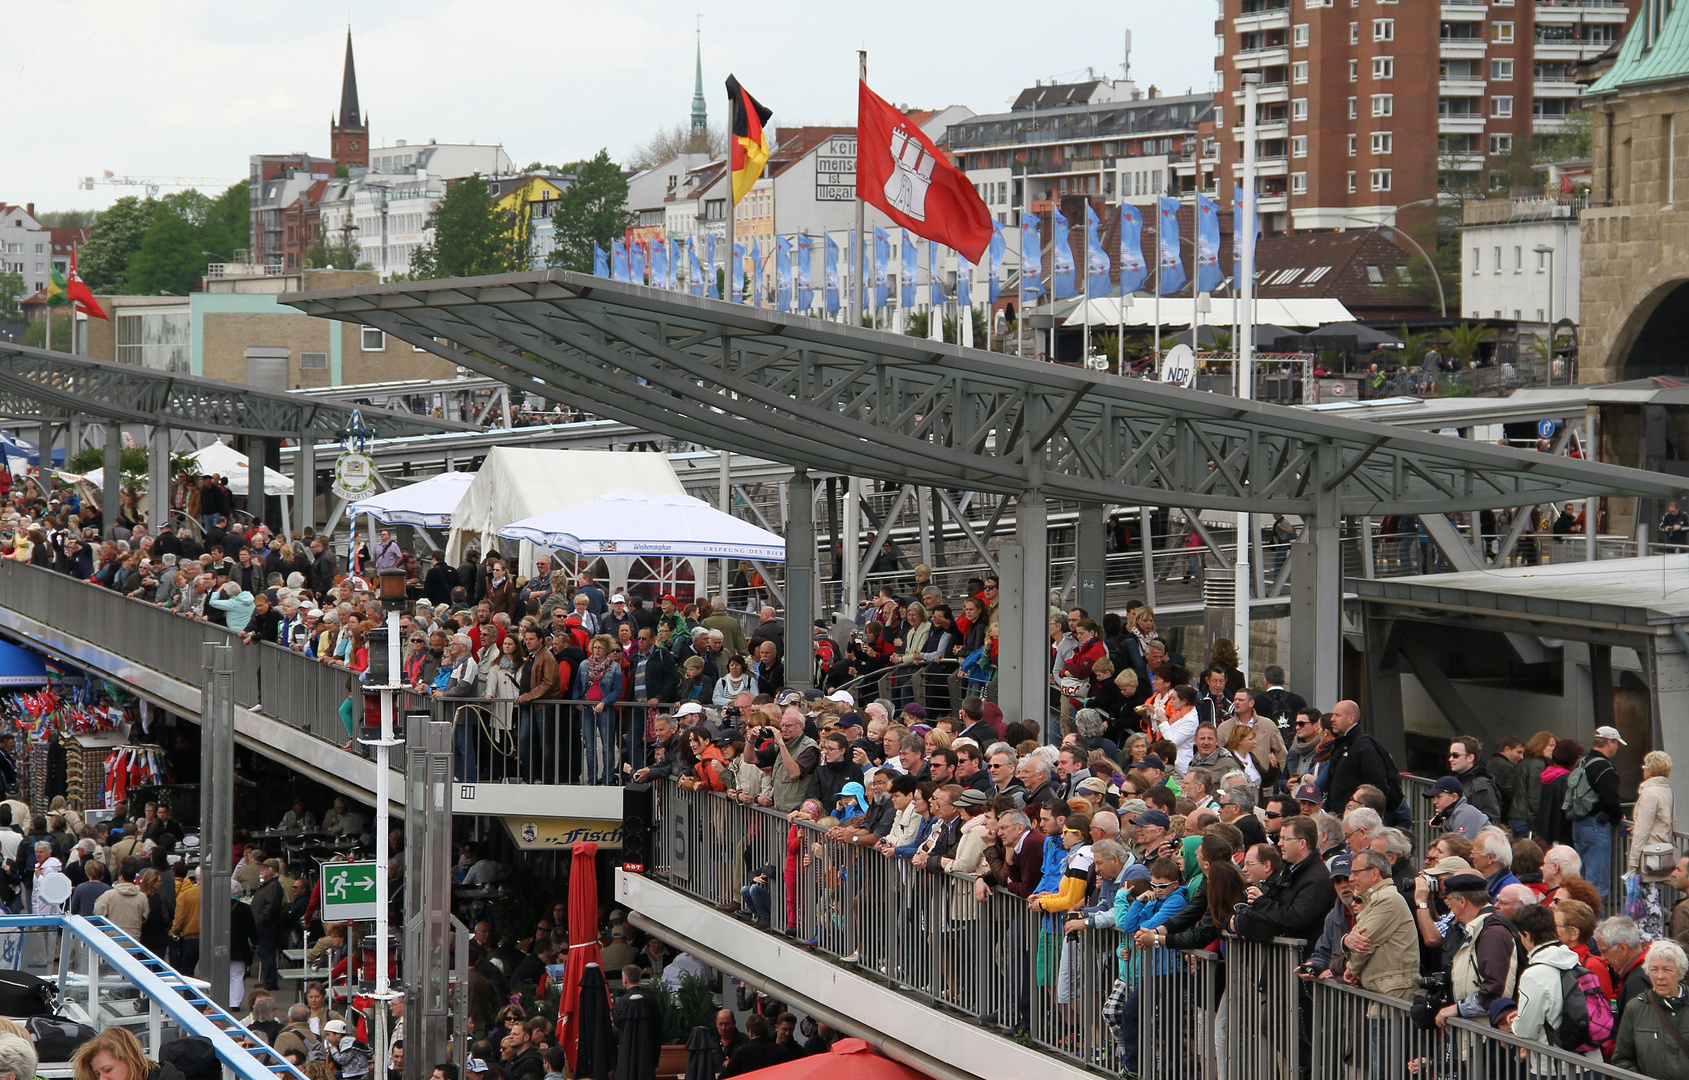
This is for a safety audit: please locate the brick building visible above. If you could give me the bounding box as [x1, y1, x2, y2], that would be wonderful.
[1214, 0, 1635, 235]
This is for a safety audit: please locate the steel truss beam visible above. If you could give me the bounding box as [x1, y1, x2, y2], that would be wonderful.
[0, 343, 474, 440]
[287, 273, 1687, 514]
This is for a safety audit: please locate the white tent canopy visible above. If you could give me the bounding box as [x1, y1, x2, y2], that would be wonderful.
[350, 471, 475, 528]
[500, 489, 785, 563]
[1063, 297, 1355, 330]
[445, 447, 685, 579]
[186, 439, 294, 496]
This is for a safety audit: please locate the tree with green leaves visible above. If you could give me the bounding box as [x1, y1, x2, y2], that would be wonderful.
[78, 196, 156, 293]
[546, 150, 633, 274]
[0, 269, 24, 319]
[407, 174, 512, 279]
[200, 182, 251, 260]
[124, 190, 214, 296]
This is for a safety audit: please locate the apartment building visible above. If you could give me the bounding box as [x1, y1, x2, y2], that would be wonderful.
[1214, 0, 1635, 233]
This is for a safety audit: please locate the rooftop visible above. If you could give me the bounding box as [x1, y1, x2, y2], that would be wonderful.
[1586, 1, 1689, 95]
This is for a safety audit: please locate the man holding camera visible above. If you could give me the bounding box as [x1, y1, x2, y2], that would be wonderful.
[1433, 872, 1521, 1031]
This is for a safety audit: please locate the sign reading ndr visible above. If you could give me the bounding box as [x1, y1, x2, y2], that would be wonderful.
[320, 860, 380, 921]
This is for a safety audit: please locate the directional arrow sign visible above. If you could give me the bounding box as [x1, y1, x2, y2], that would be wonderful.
[320, 860, 380, 921]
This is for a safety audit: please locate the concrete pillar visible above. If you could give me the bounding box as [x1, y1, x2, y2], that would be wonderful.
[67, 420, 80, 460]
[786, 469, 815, 690]
[102, 422, 121, 539]
[198, 644, 233, 988]
[1076, 503, 1107, 620]
[1289, 447, 1343, 709]
[1013, 491, 1050, 729]
[247, 437, 266, 525]
[296, 432, 316, 536]
[996, 543, 1026, 723]
[149, 427, 170, 530]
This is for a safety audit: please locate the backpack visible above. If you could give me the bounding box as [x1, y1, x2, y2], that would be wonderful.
[1538, 962, 1615, 1052]
[1255, 688, 1293, 724]
[1562, 755, 1599, 820]
[812, 636, 837, 683]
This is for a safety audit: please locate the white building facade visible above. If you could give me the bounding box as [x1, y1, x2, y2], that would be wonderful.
[1459, 197, 1581, 325]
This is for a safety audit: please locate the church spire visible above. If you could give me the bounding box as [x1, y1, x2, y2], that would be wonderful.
[339, 29, 362, 129]
[331, 27, 369, 169]
[690, 21, 707, 133]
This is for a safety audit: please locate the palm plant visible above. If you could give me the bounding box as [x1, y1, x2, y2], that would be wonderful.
[1440, 321, 1495, 365]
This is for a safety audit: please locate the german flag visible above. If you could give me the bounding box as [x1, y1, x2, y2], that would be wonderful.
[727, 74, 772, 206]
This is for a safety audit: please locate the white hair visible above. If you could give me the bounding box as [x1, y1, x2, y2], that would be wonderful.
[1594, 916, 1642, 952]
[1476, 827, 1513, 868]
[1647, 938, 1689, 979]
[0, 1032, 39, 1080]
[1544, 844, 1581, 877]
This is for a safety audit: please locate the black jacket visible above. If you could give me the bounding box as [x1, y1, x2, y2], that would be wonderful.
[229, 899, 256, 963]
[1453, 762, 1505, 823]
[249, 876, 286, 938]
[710, 1030, 748, 1079]
[629, 645, 678, 703]
[423, 563, 460, 606]
[1233, 853, 1335, 955]
[808, 758, 864, 808]
[1578, 750, 1624, 824]
[1323, 725, 1399, 815]
[309, 552, 335, 596]
[721, 1036, 783, 1077]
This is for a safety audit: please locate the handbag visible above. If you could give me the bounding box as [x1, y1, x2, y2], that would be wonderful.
[1638, 841, 1677, 876]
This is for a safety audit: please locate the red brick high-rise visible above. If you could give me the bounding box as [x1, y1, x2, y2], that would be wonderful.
[1214, 0, 1636, 235]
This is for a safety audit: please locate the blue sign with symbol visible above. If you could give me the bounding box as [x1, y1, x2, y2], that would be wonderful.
[1538, 419, 1557, 439]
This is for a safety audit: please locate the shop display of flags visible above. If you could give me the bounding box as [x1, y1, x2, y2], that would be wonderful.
[776, 237, 793, 311]
[1119, 205, 1148, 295]
[825, 234, 840, 313]
[727, 75, 773, 206]
[1195, 192, 1222, 294]
[750, 240, 763, 307]
[874, 227, 890, 309]
[1051, 205, 1076, 300]
[1232, 187, 1261, 291]
[593, 244, 609, 278]
[1085, 204, 1111, 297]
[1020, 212, 1045, 301]
[987, 222, 1005, 303]
[796, 234, 813, 310]
[1157, 196, 1186, 295]
[901, 230, 917, 309]
[631, 241, 647, 286]
[612, 241, 629, 283]
[706, 235, 719, 298]
[856, 79, 992, 262]
[651, 239, 670, 289]
[689, 238, 704, 297]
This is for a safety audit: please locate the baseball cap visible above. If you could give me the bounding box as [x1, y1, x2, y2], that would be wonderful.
[1077, 776, 1109, 795]
[611, 593, 627, 603]
[1294, 782, 1323, 804]
[1593, 725, 1628, 745]
[1488, 997, 1518, 1028]
[1328, 854, 1352, 879]
[1129, 809, 1171, 829]
[828, 689, 856, 706]
[1423, 856, 1474, 877]
[1425, 776, 1465, 798]
[775, 688, 804, 707]
[835, 712, 862, 730]
[901, 702, 928, 720]
[674, 702, 704, 717]
[1140, 754, 1166, 771]
[465, 1059, 488, 1075]
[1442, 872, 1489, 893]
[323, 1020, 348, 1035]
[1120, 798, 1149, 818]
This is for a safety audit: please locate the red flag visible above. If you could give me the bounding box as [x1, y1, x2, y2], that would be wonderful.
[65, 249, 108, 321]
[856, 80, 992, 263]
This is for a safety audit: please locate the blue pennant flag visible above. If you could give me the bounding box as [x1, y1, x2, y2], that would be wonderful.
[731, 243, 744, 303]
[750, 240, 763, 307]
[1232, 187, 1261, 292]
[706, 235, 719, 299]
[825, 234, 840, 313]
[929, 240, 945, 306]
[1157, 196, 1186, 295]
[593, 244, 609, 278]
[1195, 192, 1222, 294]
[1119, 205, 1148, 295]
[1020, 212, 1045, 301]
[670, 240, 681, 290]
[874, 227, 889, 310]
[776, 237, 793, 312]
[611, 240, 629, 283]
[652, 239, 669, 290]
[796, 235, 813, 310]
[1051, 205, 1077, 299]
[688, 238, 704, 297]
[631, 240, 647, 285]
[957, 252, 972, 308]
[901, 230, 917, 309]
[987, 222, 1005, 303]
[1085, 204, 1111, 297]
[848, 230, 857, 310]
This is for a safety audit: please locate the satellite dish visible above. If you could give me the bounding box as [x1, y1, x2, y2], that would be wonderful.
[37, 872, 72, 907]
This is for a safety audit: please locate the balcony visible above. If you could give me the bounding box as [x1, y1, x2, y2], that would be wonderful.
[1438, 114, 1487, 134]
[1234, 6, 1291, 32]
[1256, 156, 1290, 176]
[1439, 38, 1488, 59]
[1534, 38, 1613, 60]
[1533, 113, 1574, 132]
[1439, 78, 1487, 95]
[1534, 76, 1582, 96]
[1442, 1, 1488, 20]
[1234, 120, 1289, 141]
[1442, 151, 1486, 171]
[1258, 194, 1289, 212]
[1535, 0, 1629, 22]
[1234, 45, 1291, 70]
[1233, 82, 1290, 105]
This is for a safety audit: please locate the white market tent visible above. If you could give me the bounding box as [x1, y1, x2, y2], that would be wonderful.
[349, 471, 475, 528]
[69, 438, 294, 496]
[1063, 297, 1356, 330]
[445, 447, 686, 579]
[500, 489, 785, 563]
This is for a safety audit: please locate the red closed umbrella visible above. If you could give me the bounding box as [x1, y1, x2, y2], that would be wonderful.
[555, 841, 608, 1073]
[731, 1039, 929, 1080]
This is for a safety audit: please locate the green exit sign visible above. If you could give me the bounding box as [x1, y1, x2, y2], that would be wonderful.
[320, 860, 381, 921]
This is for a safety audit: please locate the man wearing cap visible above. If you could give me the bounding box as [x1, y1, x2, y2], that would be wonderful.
[1304, 853, 1357, 981]
[1571, 726, 1626, 899]
[1293, 781, 1325, 818]
[601, 595, 635, 643]
[1128, 810, 1178, 864]
[249, 858, 287, 991]
[1434, 871, 1522, 1032]
[1425, 776, 1490, 840]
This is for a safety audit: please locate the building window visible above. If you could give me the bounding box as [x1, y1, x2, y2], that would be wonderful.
[1492, 22, 1513, 44]
[1493, 246, 1502, 273]
[1292, 98, 1309, 120]
[1536, 248, 1547, 271]
[1349, 134, 1358, 156]
[1293, 61, 1309, 83]
[1349, 59, 1358, 82]
[1366, 265, 1385, 284]
[1291, 172, 1308, 194]
[1372, 132, 1394, 155]
[1370, 169, 1392, 191]
[1373, 19, 1394, 41]
[1492, 96, 1513, 118]
[1491, 59, 1513, 81]
[1514, 245, 1523, 272]
[1293, 23, 1310, 46]
[1348, 97, 1358, 119]
[1372, 94, 1394, 117]
[1350, 22, 1360, 45]
[1471, 247, 1481, 275]
[1489, 133, 1513, 155]
[360, 327, 385, 351]
[1372, 57, 1394, 80]
[1348, 171, 1357, 193]
[1292, 135, 1308, 157]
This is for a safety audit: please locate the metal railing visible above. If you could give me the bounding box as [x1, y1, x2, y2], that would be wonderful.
[424, 695, 671, 785]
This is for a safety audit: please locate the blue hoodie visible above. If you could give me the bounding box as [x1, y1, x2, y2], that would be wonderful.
[1116, 886, 1189, 980]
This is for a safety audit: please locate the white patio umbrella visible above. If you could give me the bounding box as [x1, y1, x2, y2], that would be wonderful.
[188, 439, 294, 496]
[498, 489, 786, 562]
[349, 471, 475, 528]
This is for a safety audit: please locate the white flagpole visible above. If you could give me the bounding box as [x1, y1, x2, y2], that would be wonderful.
[1153, 202, 1161, 372]
[1017, 208, 1026, 358]
[1082, 200, 1091, 366]
[853, 51, 867, 327]
[1236, 72, 1260, 679]
[1118, 199, 1127, 377]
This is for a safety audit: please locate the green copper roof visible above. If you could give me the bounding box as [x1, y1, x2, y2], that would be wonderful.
[1588, 2, 1689, 95]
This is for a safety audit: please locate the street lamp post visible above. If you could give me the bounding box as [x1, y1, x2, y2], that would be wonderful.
[1332, 198, 1447, 318]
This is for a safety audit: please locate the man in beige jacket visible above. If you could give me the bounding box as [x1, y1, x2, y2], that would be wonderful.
[1341, 849, 1419, 1001]
[93, 859, 151, 939]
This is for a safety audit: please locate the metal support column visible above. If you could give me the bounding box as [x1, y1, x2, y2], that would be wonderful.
[198, 643, 233, 990]
[1289, 447, 1343, 709]
[37, 422, 52, 477]
[1361, 614, 1406, 780]
[843, 478, 861, 611]
[996, 543, 1025, 721]
[1076, 503, 1106, 619]
[403, 707, 455, 1080]
[718, 450, 731, 597]
[1590, 644, 1615, 733]
[1012, 491, 1049, 729]
[149, 427, 170, 531]
[297, 434, 316, 536]
[102, 422, 121, 540]
[785, 468, 815, 689]
[246, 436, 266, 525]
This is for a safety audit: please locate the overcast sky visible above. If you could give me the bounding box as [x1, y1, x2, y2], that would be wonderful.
[4, 0, 1215, 217]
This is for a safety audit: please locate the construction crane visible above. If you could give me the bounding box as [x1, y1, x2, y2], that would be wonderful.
[79, 172, 243, 198]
